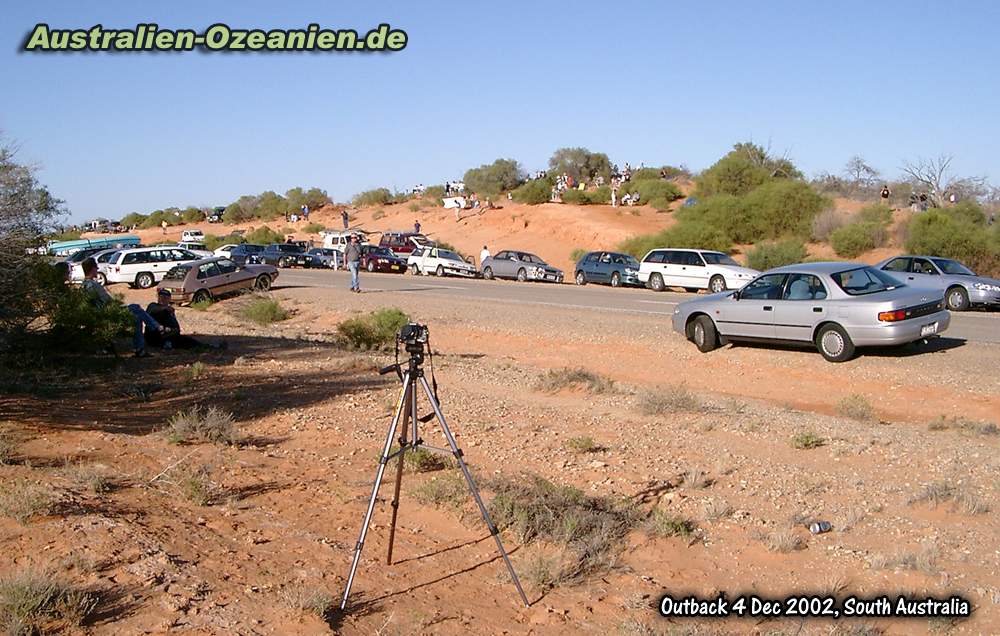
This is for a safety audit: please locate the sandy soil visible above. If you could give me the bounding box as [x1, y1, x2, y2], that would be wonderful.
[2, 278, 998, 635]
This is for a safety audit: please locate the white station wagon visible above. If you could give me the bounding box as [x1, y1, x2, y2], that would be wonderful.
[639, 248, 759, 293]
[104, 247, 205, 288]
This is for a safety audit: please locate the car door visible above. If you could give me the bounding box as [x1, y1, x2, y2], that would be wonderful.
[661, 251, 687, 288]
[907, 257, 945, 290]
[640, 250, 667, 285]
[490, 251, 511, 278]
[147, 250, 169, 280]
[215, 258, 244, 294]
[678, 251, 710, 290]
[196, 261, 222, 295]
[879, 257, 911, 284]
[716, 273, 787, 339]
[772, 273, 829, 342]
[594, 252, 613, 283]
[581, 252, 601, 282]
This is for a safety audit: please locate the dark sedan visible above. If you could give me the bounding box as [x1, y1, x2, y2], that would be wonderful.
[228, 243, 265, 267]
[361, 245, 408, 273]
[574, 251, 641, 287]
[259, 243, 315, 268]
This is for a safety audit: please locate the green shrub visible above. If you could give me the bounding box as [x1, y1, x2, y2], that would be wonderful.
[167, 405, 236, 445]
[569, 247, 587, 262]
[49, 230, 81, 242]
[695, 142, 802, 198]
[139, 210, 178, 229]
[905, 210, 999, 277]
[244, 226, 284, 245]
[337, 308, 409, 349]
[47, 281, 132, 351]
[222, 202, 248, 224]
[422, 185, 445, 205]
[202, 233, 245, 251]
[734, 181, 828, 242]
[302, 222, 326, 234]
[619, 221, 732, 259]
[512, 179, 552, 205]
[631, 165, 690, 181]
[548, 147, 612, 183]
[0, 571, 97, 631]
[856, 204, 893, 226]
[830, 222, 879, 258]
[181, 207, 204, 223]
[619, 180, 683, 210]
[239, 296, 289, 326]
[561, 186, 609, 205]
[119, 212, 147, 227]
[944, 200, 987, 226]
[463, 158, 523, 196]
[746, 240, 808, 270]
[352, 188, 392, 207]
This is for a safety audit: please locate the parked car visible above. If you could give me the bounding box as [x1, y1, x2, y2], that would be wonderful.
[875, 255, 1000, 311]
[379, 231, 435, 256]
[207, 207, 225, 223]
[104, 247, 204, 288]
[181, 229, 205, 243]
[672, 262, 950, 362]
[259, 243, 316, 268]
[321, 230, 368, 251]
[228, 243, 265, 267]
[62, 246, 109, 273]
[481, 250, 564, 283]
[171, 241, 213, 257]
[639, 248, 758, 293]
[307, 247, 342, 269]
[407, 247, 477, 277]
[574, 251, 641, 287]
[68, 248, 119, 282]
[361, 245, 407, 273]
[157, 257, 278, 304]
[213, 243, 240, 258]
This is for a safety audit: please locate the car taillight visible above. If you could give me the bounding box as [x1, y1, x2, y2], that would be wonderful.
[878, 309, 906, 322]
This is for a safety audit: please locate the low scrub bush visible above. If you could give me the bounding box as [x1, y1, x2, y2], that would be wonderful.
[0, 479, 56, 523]
[302, 222, 326, 234]
[336, 308, 409, 349]
[412, 472, 467, 511]
[535, 368, 614, 394]
[565, 436, 601, 454]
[244, 226, 284, 246]
[371, 209, 386, 220]
[281, 584, 333, 619]
[352, 188, 392, 207]
[746, 240, 807, 271]
[0, 571, 98, 633]
[836, 394, 875, 421]
[561, 187, 610, 205]
[239, 296, 290, 326]
[618, 221, 731, 259]
[512, 179, 552, 205]
[636, 385, 701, 414]
[791, 431, 825, 449]
[811, 207, 850, 242]
[202, 233, 244, 251]
[422, 185, 445, 205]
[167, 405, 236, 445]
[905, 210, 1000, 277]
[830, 222, 879, 258]
[645, 510, 696, 538]
[618, 179, 683, 210]
[569, 247, 587, 262]
[0, 427, 18, 465]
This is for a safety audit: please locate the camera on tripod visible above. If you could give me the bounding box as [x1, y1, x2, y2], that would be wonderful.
[398, 322, 429, 353]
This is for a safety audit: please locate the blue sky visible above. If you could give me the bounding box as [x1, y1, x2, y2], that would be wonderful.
[2, 0, 998, 222]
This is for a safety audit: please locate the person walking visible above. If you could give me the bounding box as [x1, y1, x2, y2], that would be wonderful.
[344, 234, 362, 293]
[479, 245, 490, 268]
[160, 219, 168, 235]
[341, 209, 350, 230]
[414, 219, 421, 233]
[880, 184, 890, 207]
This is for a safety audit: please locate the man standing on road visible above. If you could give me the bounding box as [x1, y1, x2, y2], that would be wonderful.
[480, 245, 490, 268]
[344, 234, 362, 293]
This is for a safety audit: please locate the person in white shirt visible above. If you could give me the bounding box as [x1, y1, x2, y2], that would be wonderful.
[480, 246, 491, 268]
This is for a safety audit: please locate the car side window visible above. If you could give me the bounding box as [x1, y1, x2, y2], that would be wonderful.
[123, 252, 146, 265]
[686, 252, 704, 266]
[217, 259, 238, 274]
[665, 251, 685, 265]
[912, 258, 938, 275]
[645, 251, 665, 264]
[783, 274, 828, 301]
[197, 262, 220, 279]
[882, 258, 910, 272]
[741, 274, 787, 300]
[585, 253, 599, 263]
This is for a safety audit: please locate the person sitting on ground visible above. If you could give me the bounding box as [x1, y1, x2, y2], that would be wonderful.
[145, 289, 214, 350]
[81, 257, 170, 357]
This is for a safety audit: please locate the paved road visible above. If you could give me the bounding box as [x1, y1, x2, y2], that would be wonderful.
[277, 269, 1000, 345]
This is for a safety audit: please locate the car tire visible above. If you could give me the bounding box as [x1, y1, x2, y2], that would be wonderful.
[517, 268, 527, 282]
[278, 257, 290, 268]
[815, 323, 856, 363]
[436, 265, 445, 277]
[410, 264, 419, 275]
[95, 272, 107, 286]
[690, 315, 719, 353]
[709, 275, 727, 293]
[367, 261, 376, 273]
[650, 273, 665, 292]
[192, 289, 211, 304]
[483, 266, 493, 280]
[610, 272, 621, 287]
[575, 271, 586, 286]
[946, 286, 969, 311]
[135, 272, 155, 289]
[254, 275, 271, 292]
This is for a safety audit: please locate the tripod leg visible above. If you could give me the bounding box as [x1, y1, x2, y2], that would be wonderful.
[385, 385, 414, 565]
[417, 376, 530, 607]
[340, 376, 412, 611]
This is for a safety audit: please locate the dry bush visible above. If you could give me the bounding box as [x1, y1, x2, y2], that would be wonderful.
[175, 464, 218, 506]
[63, 462, 114, 494]
[703, 499, 733, 521]
[535, 368, 615, 394]
[927, 415, 998, 436]
[791, 430, 825, 449]
[636, 385, 701, 415]
[0, 479, 56, 523]
[412, 472, 467, 511]
[565, 436, 602, 454]
[908, 481, 955, 507]
[386, 445, 453, 473]
[840, 507, 866, 531]
[954, 491, 989, 515]
[239, 295, 290, 326]
[518, 548, 567, 590]
[0, 427, 19, 465]
[280, 583, 333, 619]
[836, 394, 875, 421]
[871, 543, 938, 574]
[0, 570, 97, 633]
[167, 405, 236, 445]
[812, 207, 851, 242]
[766, 528, 806, 553]
[184, 361, 207, 383]
[645, 510, 696, 538]
[681, 467, 710, 489]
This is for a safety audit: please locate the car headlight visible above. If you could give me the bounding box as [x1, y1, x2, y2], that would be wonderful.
[625, 268, 637, 275]
[973, 282, 1000, 292]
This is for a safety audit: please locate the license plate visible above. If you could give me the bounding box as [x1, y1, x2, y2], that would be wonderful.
[297, 258, 305, 264]
[391, 265, 400, 270]
[920, 322, 938, 336]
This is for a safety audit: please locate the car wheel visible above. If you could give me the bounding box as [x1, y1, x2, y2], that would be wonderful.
[192, 289, 211, 304]
[410, 264, 419, 275]
[436, 265, 445, 277]
[610, 272, 621, 287]
[650, 273, 665, 292]
[367, 261, 375, 273]
[95, 272, 107, 286]
[254, 275, 271, 292]
[709, 275, 727, 293]
[815, 323, 856, 363]
[278, 257, 290, 268]
[517, 268, 527, 282]
[946, 286, 969, 311]
[690, 315, 719, 353]
[575, 271, 586, 286]
[135, 272, 155, 289]
[483, 266, 493, 280]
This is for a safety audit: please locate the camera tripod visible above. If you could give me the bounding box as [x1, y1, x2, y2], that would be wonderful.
[339, 341, 529, 610]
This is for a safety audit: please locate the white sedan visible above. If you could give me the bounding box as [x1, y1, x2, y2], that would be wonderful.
[407, 247, 477, 277]
[214, 243, 240, 258]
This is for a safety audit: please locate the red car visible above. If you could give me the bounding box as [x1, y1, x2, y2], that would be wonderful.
[378, 232, 435, 256]
[360, 245, 408, 273]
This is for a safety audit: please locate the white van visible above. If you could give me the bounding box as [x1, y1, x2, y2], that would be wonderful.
[638, 248, 759, 293]
[321, 230, 368, 250]
[104, 247, 204, 289]
[181, 229, 205, 242]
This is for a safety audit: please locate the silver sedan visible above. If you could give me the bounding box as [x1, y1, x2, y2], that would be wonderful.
[671, 262, 950, 362]
[875, 255, 1000, 311]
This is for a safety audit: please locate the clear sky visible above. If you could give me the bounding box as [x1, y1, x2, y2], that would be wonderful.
[2, 0, 998, 222]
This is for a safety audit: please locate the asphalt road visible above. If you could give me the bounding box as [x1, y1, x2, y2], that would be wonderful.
[276, 268, 1000, 345]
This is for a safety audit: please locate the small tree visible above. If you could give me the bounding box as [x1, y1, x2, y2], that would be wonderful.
[901, 155, 988, 208]
[843, 155, 880, 191]
[463, 158, 523, 196]
[547, 147, 612, 183]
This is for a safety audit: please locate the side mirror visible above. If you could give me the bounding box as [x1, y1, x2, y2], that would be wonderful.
[732, 290, 741, 301]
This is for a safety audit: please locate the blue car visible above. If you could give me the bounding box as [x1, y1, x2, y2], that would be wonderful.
[228, 243, 265, 267]
[574, 251, 641, 287]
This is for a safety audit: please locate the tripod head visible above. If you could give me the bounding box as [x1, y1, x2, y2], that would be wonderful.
[379, 323, 431, 379]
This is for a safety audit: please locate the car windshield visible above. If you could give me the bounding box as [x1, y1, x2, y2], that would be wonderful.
[163, 265, 190, 281]
[702, 252, 739, 266]
[519, 253, 543, 264]
[832, 266, 904, 296]
[931, 258, 975, 276]
[373, 247, 394, 257]
[277, 244, 304, 253]
[438, 250, 463, 262]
